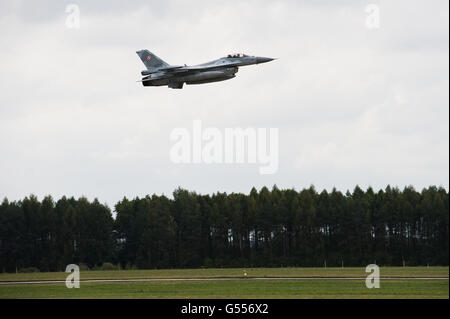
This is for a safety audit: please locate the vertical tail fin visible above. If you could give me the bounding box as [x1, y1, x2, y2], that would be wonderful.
[136, 49, 170, 70]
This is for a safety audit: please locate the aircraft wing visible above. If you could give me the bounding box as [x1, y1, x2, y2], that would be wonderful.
[158, 65, 184, 71]
[164, 62, 238, 73]
[141, 61, 238, 77]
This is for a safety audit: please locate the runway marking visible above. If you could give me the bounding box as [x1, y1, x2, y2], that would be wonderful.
[0, 277, 448, 286]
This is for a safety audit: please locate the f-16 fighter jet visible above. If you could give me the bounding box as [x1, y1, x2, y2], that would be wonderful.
[136, 50, 275, 89]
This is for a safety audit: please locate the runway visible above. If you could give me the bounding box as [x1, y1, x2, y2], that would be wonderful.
[0, 277, 448, 286]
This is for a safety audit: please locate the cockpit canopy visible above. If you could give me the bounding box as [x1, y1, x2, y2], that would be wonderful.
[227, 53, 248, 58]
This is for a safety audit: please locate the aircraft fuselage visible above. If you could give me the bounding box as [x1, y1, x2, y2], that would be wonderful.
[143, 66, 238, 87]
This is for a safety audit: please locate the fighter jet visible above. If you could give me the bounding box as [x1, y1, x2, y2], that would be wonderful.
[136, 50, 275, 89]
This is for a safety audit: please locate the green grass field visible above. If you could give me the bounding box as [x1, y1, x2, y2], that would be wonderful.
[0, 267, 448, 299]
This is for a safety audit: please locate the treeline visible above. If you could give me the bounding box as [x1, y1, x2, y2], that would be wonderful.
[0, 185, 448, 272]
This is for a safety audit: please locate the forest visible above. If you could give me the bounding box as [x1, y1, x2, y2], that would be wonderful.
[0, 185, 448, 272]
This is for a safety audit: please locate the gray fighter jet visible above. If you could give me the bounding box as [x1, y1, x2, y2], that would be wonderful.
[136, 50, 275, 89]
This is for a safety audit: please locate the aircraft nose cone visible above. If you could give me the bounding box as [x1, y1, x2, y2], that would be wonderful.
[256, 57, 274, 64]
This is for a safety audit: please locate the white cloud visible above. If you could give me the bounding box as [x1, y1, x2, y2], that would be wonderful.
[0, 0, 448, 206]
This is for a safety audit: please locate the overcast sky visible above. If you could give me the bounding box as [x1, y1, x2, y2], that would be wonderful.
[0, 0, 448, 209]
